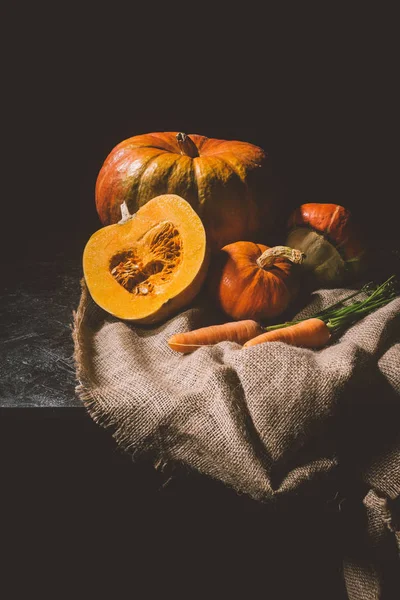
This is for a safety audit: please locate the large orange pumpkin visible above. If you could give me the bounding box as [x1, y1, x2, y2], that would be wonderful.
[95, 132, 280, 252]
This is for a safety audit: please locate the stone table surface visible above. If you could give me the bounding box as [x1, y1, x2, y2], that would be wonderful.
[1, 253, 84, 408]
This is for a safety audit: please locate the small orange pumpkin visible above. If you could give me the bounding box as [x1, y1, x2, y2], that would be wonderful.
[95, 131, 280, 252]
[208, 242, 305, 322]
[286, 203, 367, 286]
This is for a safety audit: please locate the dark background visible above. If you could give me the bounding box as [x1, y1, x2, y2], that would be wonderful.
[2, 6, 399, 599]
[2, 6, 399, 263]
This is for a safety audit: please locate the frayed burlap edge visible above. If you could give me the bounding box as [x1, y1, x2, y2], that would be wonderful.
[72, 278, 187, 476]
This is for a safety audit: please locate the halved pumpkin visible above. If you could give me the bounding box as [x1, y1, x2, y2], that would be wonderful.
[83, 194, 210, 324]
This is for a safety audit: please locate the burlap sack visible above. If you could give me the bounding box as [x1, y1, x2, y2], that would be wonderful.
[73, 282, 400, 599]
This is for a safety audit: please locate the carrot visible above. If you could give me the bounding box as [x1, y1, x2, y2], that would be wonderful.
[243, 318, 331, 349]
[168, 320, 264, 354]
[169, 275, 398, 354]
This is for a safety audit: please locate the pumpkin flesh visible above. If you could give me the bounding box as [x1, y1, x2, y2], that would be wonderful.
[83, 194, 209, 324]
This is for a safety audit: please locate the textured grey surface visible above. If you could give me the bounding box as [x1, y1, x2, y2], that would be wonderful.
[0, 254, 83, 407]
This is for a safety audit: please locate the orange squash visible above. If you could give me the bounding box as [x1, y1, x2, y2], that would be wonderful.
[286, 203, 367, 286]
[95, 131, 280, 252]
[83, 194, 210, 324]
[208, 242, 305, 322]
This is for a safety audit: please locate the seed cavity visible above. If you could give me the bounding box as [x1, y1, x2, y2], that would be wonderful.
[110, 221, 183, 295]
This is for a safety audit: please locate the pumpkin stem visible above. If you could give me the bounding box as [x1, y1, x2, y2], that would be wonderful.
[257, 245, 306, 269]
[176, 133, 199, 158]
[118, 201, 133, 224]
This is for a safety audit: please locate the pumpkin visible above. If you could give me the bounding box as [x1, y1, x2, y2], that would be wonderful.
[95, 131, 279, 252]
[83, 194, 210, 324]
[208, 242, 305, 322]
[286, 203, 366, 287]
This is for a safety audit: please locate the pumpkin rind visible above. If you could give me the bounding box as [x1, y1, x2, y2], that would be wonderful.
[83, 194, 210, 324]
[95, 132, 278, 252]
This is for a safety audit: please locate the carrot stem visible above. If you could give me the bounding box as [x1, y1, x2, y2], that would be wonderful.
[263, 287, 370, 332]
[263, 275, 398, 337]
